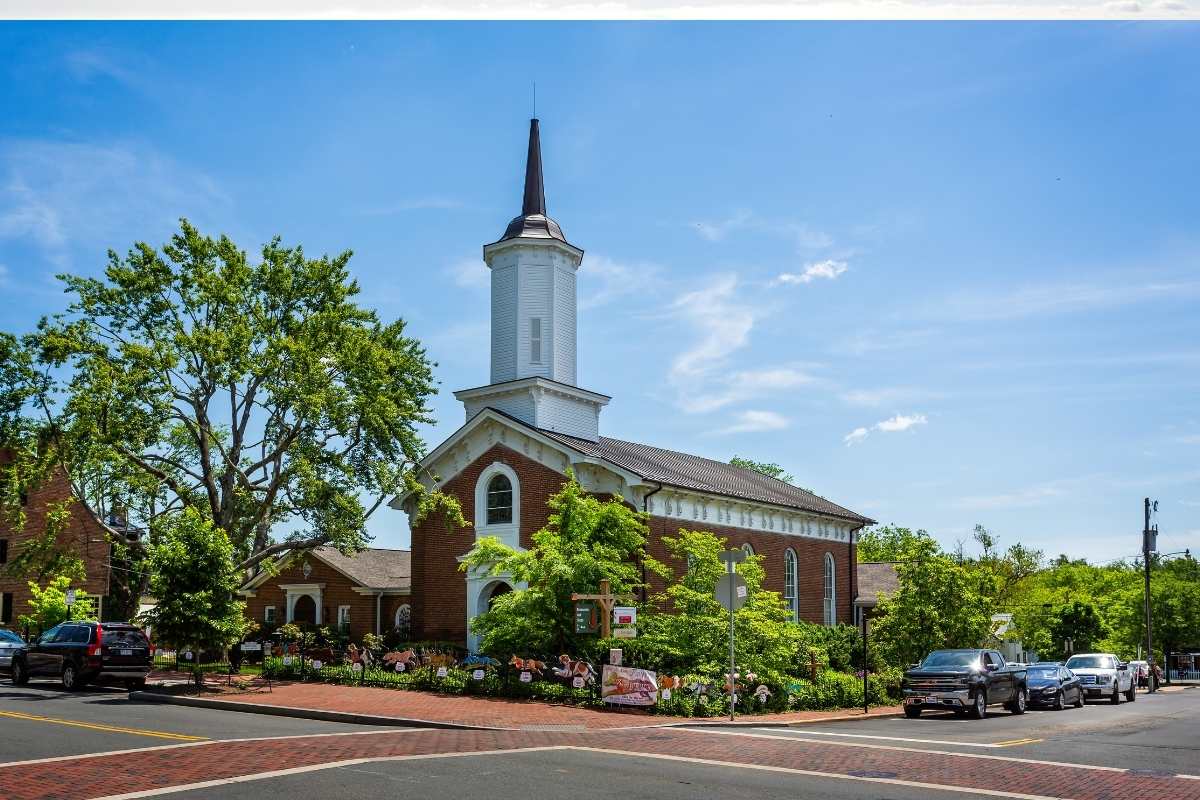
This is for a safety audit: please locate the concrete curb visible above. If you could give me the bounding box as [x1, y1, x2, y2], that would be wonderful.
[131, 690, 903, 732]
[130, 691, 501, 731]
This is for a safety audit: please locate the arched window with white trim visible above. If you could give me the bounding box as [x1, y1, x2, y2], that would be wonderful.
[784, 548, 798, 623]
[823, 552, 836, 626]
[741, 542, 755, 558]
[485, 474, 513, 525]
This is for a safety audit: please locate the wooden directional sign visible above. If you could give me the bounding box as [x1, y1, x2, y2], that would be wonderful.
[574, 601, 599, 634]
[571, 579, 635, 639]
[715, 573, 748, 612]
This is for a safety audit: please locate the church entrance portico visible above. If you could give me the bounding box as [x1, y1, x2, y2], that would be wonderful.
[281, 583, 325, 625]
[466, 576, 518, 652]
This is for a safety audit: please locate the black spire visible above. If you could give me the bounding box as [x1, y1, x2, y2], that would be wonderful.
[522, 118, 546, 217]
[497, 118, 568, 244]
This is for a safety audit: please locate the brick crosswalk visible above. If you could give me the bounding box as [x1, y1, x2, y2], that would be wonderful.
[2, 726, 1196, 800]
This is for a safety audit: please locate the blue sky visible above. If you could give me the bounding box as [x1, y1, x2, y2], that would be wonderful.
[1, 22, 1197, 562]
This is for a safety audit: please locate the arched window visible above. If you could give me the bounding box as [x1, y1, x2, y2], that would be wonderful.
[394, 603, 412, 633]
[486, 474, 513, 525]
[824, 552, 836, 626]
[784, 549, 798, 623]
[741, 542, 755, 557]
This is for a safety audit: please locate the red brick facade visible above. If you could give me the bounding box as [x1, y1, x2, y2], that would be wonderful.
[241, 555, 411, 643]
[0, 464, 112, 633]
[409, 442, 859, 644]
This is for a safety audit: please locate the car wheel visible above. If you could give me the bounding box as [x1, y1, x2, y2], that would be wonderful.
[1053, 690, 1065, 711]
[1110, 685, 1120, 704]
[10, 659, 28, 686]
[904, 705, 922, 719]
[61, 663, 79, 691]
[1074, 688, 1084, 708]
[968, 689, 987, 719]
[1126, 684, 1136, 702]
[1013, 688, 1027, 715]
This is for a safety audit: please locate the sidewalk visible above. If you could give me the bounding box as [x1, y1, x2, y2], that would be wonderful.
[140, 671, 902, 731]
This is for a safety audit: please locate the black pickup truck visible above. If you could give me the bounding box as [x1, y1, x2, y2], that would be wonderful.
[902, 648, 1028, 719]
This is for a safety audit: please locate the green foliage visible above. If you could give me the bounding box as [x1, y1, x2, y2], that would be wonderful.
[869, 530, 993, 666]
[460, 473, 647, 655]
[19, 574, 97, 632]
[141, 508, 246, 652]
[640, 528, 804, 682]
[1, 219, 443, 573]
[856, 525, 925, 564]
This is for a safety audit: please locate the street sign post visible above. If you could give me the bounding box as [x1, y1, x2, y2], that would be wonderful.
[716, 549, 747, 722]
[65, 589, 76, 608]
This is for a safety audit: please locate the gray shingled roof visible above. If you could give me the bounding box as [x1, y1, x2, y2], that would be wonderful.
[315, 547, 410, 590]
[855, 562, 900, 605]
[538, 429, 873, 524]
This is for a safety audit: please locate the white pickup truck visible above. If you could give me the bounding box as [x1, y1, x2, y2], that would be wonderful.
[1064, 653, 1135, 704]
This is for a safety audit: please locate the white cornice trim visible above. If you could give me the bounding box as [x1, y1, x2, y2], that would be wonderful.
[454, 376, 611, 406]
[644, 487, 858, 544]
[483, 236, 584, 263]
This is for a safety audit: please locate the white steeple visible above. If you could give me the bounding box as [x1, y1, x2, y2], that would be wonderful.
[454, 119, 609, 442]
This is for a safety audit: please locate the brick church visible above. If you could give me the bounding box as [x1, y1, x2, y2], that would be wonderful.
[396, 120, 874, 650]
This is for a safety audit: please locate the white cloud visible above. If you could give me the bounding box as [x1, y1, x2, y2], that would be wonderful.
[445, 256, 488, 289]
[579, 254, 661, 310]
[0, 139, 229, 266]
[713, 409, 791, 435]
[876, 413, 928, 432]
[843, 412, 929, 445]
[682, 365, 822, 414]
[843, 427, 869, 446]
[667, 274, 759, 385]
[954, 484, 1066, 511]
[690, 209, 832, 251]
[774, 259, 848, 286]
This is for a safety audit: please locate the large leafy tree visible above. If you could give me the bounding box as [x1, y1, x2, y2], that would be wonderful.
[870, 531, 993, 666]
[460, 473, 647, 655]
[0, 220, 450, 575]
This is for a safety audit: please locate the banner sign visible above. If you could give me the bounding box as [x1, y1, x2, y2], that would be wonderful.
[574, 602, 598, 634]
[601, 664, 658, 706]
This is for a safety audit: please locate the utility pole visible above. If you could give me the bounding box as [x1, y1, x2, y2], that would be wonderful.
[1143, 497, 1157, 694]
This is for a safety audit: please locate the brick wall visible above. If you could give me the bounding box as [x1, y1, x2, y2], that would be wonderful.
[409, 443, 859, 643]
[409, 443, 572, 642]
[0, 466, 112, 633]
[241, 556, 410, 643]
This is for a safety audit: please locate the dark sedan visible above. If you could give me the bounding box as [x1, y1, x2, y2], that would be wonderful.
[1026, 663, 1084, 710]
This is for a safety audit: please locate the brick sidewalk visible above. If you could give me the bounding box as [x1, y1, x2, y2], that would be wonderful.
[149, 677, 904, 730]
[4, 726, 1197, 800]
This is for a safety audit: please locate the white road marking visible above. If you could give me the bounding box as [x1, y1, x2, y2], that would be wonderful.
[678, 727, 1200, 779]
[87, 747, 573, 800]
[753, 728, 1021, 748]
[0, 728, 421, 769]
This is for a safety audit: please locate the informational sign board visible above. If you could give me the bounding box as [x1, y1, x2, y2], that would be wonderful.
[436, 666, 448, 678]
[473, 669, 485, 680]
[519, 671, 532, 683]
[609, 648, 623, 666]
[715, 573, 748, 612]
[65, 589, 76, 607]
[614, 627, 637, 639]
[312, 660, 323, 670]
[394, 661, 406, 672]
[574, 601, 598, 634]
[601, 665, 658, 706]
[572, 677, 585, 689]
[352, 662, 363, 673]
[613, 606, 637, 626]
[240, 641, 262, 651]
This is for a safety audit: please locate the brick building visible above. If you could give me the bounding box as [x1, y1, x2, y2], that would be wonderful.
[394, 119, 874, 651]
[238, 547, 411, 642]
[0, 451, 114, 632]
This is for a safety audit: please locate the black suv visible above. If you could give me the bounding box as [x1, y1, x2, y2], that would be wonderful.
[9, 621, 152, 691]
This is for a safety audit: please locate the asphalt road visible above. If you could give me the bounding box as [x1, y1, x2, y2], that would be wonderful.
[0, 681, 403, 763]
[702, 683, 1200, 776]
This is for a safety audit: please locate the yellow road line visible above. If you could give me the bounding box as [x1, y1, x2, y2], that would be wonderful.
[0, 710, 208, 741]
[991, 738, 1043, 748]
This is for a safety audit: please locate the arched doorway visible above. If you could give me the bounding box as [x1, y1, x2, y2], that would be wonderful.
[292, 594, 316, 625]
[485, 582, 512, 610]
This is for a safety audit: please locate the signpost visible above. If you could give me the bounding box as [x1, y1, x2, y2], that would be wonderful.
[572, 579, 635, 640]
[65, 589, 76, 608]
[574, 601, 599, 634]
[716, 549, 748, 722]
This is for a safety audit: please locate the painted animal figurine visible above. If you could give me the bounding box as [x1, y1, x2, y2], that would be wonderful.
[462, 654, 501, 668]
[423, 651, 458, 668]
[509, 656, 546, 675]
[754, 685, 772, 703]
[658, 675, 683, 691]
[306, 647, 336, 664]
[383, 649, 418, 666]
[552, 655, 596, 684]
[688, 681, 710, 697]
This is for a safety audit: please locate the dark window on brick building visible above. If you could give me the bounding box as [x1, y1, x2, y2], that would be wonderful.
[1, 592, 12, 624]
[0, 538, 7, 564]
[486, 475, 513, 525]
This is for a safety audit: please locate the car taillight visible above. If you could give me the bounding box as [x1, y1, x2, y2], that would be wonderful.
[87, 625, 102, 657]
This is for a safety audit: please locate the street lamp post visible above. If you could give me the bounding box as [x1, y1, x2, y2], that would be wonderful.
[1143, 498, 1157, 694]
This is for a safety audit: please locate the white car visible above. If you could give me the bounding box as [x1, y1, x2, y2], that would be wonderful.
[1064, 653, 1135, 704]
